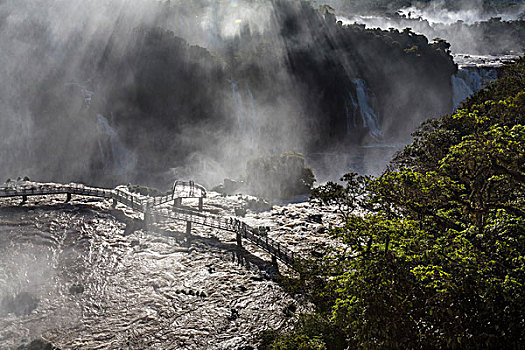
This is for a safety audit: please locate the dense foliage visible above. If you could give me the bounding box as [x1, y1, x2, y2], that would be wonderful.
[363, 14, 525, 55]
[263, 57, 525, 349]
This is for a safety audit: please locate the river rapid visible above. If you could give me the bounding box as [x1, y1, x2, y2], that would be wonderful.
[0, 193, 309, 349]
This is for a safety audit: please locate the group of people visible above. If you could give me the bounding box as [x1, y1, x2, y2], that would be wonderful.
[229, 217, 247, 233]
[228, 217, 271, 238]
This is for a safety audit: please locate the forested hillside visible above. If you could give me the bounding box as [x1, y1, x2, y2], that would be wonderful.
[262, 57, 525, 349]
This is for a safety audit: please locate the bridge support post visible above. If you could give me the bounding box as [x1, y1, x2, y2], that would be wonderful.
[143, 210, 151, 227]
[174, 198, 182, 208]
[236, 230, 243, 265]
[66, 193, 72, 203]
[186, 221, 192, 235]
[198, 198, 203, 211]
[236, 231, 242, 248]
[271, 255, 278, 272]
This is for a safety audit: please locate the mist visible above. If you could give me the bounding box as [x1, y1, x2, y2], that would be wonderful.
[0, 0, 297, 187]
[0, 0, 463, 190]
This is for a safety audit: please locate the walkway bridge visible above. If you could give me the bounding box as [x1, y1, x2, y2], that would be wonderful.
[138, 180, 208, 210]
[0, 182, 296, 269]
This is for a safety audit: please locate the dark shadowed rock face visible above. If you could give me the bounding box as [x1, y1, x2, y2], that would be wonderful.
[273, 1, 456, 144]
[0, 0, 456, 188]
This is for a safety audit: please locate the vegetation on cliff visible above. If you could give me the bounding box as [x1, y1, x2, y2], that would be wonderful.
[370, 14, 525, 55]
[262, 57, 525, 349]
[0, 0, 457, 187]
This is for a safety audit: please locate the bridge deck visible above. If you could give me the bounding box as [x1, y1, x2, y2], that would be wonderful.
[0, 183, 297, 268]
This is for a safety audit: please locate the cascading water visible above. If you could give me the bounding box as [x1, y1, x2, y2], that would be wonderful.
[230, 80, 258, 147]
[230, 80, 244, 127]
[451, 67, 498, 108]
[66, 81, 136, 175]
[351, 79, 382, 138]
[246, 87, 258, 137]
[96, 114, 136, 175]
[345, 91, 358, 135]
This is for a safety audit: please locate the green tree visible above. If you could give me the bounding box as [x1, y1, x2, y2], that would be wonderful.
[264, 56, 525, 349]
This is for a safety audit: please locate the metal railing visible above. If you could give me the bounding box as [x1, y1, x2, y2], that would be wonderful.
[0, 182, 297, 268]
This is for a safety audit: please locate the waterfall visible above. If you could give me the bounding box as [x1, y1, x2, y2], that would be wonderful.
[230, 80, 258, 146]
[451, 67, 498, 108]
[230, 80, 244, 127]
[65, 81, 136, 175]
[96, 114, 136, 175]
[352, 79, 382, 138]
[246, 87, 257, 126]
[345, 91, 358, 135]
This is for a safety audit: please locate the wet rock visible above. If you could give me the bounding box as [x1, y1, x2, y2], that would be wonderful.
[224, 179, 244, 195]
[246, 198, 272, 212]
[283, 302, 297, 317]
[307, 214, 322, 224]
[69, 284, 85, 295]
[124, 219, 145, 236]
[17, 338, 59, 350]
[211, 183, 225, 194]
[228, 308, 240, 321]
[1, 292, 39, 316]
[234, 207, 247, 217]
[312, 249, 325, 258]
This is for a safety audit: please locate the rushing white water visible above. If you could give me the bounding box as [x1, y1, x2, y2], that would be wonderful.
[0, 193, 296, 349]
[451, 67, 498, 108]
[96, 114, 136, 175]
[397, 5, 524, 25]
[352, 79, 381, 138]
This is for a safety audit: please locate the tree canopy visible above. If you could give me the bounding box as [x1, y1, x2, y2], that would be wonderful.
[262, 56, 525, 349]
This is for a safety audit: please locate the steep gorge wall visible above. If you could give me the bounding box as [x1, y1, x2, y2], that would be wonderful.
[0, 0, 457, 188]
